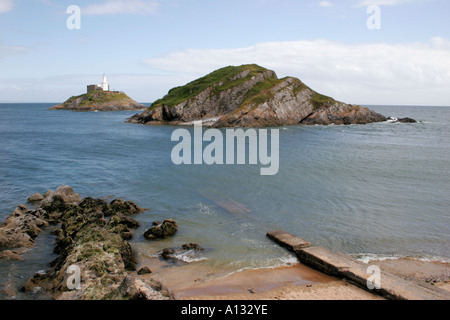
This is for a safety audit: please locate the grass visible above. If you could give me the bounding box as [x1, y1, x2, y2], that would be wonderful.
[311, 92, 336, 110]
[240, 75, 280, 107]
[65, 91, 131, 107]
[150, 64, 270, 109]
[149, 64, 340, 112]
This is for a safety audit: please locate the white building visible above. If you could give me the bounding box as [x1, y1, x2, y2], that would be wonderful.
[87, 74, 110, 93]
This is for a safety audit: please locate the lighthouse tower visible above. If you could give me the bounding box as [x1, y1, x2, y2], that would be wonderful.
[87, 74, 111, 93]
[101, 74, 110, 92]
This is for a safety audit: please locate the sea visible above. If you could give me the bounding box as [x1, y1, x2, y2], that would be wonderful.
[0, 103, 449, 298]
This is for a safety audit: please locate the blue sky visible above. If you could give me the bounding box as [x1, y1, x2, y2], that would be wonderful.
[0, 0, 449, 105]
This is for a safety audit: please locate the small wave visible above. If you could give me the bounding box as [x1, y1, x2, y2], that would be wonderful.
[352, 253, 402, 264]
[352, 253, 450, 264]
[172, 251, 208, 263]
[222, 255, 299, 278]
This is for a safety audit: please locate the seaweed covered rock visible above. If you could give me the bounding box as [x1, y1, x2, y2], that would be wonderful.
[105, 199, 146, 217]
[144, 219, 178, 240]
[108, 213, 141, 240]
[0, 186, 173, 300]
[19, 189, 148, 299]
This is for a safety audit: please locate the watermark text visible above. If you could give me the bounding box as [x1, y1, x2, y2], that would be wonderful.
[171, 121, 279, 176]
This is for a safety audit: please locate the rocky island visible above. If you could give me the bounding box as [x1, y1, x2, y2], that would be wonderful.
[50, 91, 146, 112]
[128, 64, 387, 127]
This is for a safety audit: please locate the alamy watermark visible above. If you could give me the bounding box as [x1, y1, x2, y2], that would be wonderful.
[67, 5, 81, 30]
[66, 264, 81, 290]
[171, 121, 280, 176]
[367, 5, 381, 30]
[367, 265, 382, 290]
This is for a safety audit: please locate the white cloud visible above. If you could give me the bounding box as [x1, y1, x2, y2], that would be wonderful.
[142, 38, 450, 106]
[0, 0, 13, 13]
[319, 1, 334, 8]
[83, 0, 159, 15]
[355, 0, 416, 7]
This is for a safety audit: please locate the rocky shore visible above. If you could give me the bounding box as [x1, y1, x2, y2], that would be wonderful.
[2, 187, 445, 301]
[128, 64, 388, 127]
[0, 186, 173, 300]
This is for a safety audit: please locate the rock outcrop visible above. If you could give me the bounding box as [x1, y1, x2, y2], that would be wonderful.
[0, 186, 173, 300]
[50, 91, 145, 112]
[0, 204, 49, 257]
[387, 117, 418, 124]
[128, 64, 386, 127]
[159, 243, 204, 263]
[144, 219, 178, 240]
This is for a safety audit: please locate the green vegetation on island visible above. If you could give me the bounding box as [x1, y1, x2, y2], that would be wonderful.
[129, 64, 386, 127]
[50, 91, 145, 112]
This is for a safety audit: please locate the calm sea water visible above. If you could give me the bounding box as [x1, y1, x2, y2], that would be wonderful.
[0, 103, 449, 296]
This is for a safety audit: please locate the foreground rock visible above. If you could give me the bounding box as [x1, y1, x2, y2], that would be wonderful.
[0, 204, 48, 257]
[0, 185, 173, 300]
[50, 91, 146, 112]
[27, 193, 44, 203]
[128, 64, 387, 127]
[159, 243, 204, 263]
[144, 219, 178, 240]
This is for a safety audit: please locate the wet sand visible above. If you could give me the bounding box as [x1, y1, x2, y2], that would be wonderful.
[375, 258, 450, 293]
[141, 257, 449, 300]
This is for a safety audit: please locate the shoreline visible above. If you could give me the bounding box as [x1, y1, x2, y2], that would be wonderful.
[137, 251, 450, 300]
[0, 186, 448, 300]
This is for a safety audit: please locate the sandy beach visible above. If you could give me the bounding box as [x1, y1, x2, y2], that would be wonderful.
[143, 257, 449, 300]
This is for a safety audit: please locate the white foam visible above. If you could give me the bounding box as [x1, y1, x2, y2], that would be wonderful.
[353, 253, 450, 264]
[172, 250, 208, 263]
[221, 255, 300, 279]
[197, 203, 216, 216]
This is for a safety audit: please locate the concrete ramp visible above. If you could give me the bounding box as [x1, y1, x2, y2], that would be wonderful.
[267, 230, 449, 300]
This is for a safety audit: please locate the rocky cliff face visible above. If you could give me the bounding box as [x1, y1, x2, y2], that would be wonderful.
[50, 91, 146, 112]
[128, 64, 386, 127]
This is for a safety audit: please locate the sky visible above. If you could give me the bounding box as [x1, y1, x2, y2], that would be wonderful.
[0, 0, 449, 105]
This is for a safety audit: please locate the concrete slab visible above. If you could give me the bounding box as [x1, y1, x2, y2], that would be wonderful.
[267, 230, 450, 300]
[266, 230, 311, 252]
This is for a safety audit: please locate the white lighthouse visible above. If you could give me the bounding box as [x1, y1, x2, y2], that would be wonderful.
[101, 74, 110, 91]
[87, 74, 110, 93]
